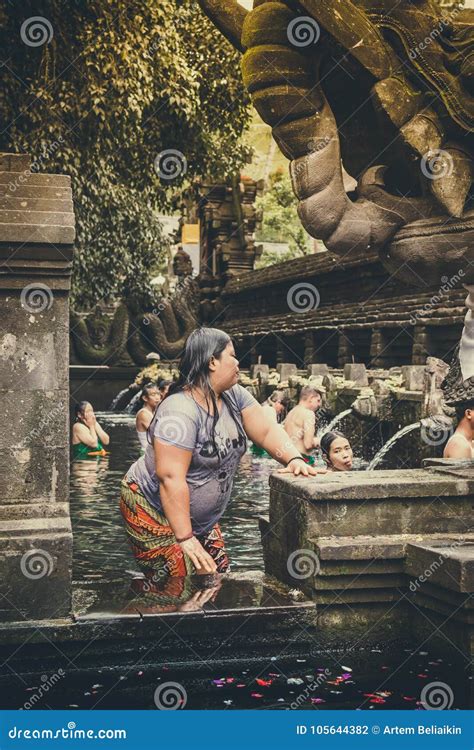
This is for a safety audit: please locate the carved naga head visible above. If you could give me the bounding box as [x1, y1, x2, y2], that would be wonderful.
[198, 0, 474, 287]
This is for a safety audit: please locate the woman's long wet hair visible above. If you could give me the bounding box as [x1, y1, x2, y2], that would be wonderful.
[320, 430, 345, 466]
[147, 327, 247, 456]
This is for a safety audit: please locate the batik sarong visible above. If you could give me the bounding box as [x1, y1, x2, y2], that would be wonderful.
[120, 477, 229, 575]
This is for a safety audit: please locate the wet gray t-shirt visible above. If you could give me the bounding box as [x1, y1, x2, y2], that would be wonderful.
[126, 384, 258, 536]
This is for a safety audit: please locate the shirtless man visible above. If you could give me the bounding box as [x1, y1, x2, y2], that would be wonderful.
[283, 386, 323, 465]
[443, 400, 474, 459]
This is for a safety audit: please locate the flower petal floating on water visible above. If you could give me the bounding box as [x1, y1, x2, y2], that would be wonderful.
[310, 698, 326, 704]
[251, 693, 264, 698]
[287, 678, 304, 685]
[256, 678, 272, 687]
[341, 666, 352, 672]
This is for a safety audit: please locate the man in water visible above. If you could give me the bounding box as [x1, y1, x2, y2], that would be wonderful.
[443, 400, 474, 459]
[283, 385, 323, 465]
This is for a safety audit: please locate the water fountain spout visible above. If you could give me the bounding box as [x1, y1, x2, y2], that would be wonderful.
[109, 383, 140, 411]
[125, 389, 143, 415]
[322, 408, 353, 434]
[367, 422, 421, 470]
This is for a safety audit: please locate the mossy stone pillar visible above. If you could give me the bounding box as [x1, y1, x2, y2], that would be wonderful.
[0, 153, 75, 622]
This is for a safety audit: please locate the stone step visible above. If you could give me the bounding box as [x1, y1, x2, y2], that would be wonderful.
[313, 533, 474, 561]
[405, 542, 474, 594]
[0, 196, 73, 212]
[0, 223, 75, 244]
[411, 592, 474, 624]
[312, 573, 406, 590]
[312, 588, 403, 605]
[0, 210, 75, 225]
[0, 172, 70, 186]
[0, 185, 72, 200]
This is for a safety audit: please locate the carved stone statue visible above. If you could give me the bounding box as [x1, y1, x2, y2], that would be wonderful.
[70, 278, 200, 365]
[172, 246, 193, 279]
[198, 0, 474, 287]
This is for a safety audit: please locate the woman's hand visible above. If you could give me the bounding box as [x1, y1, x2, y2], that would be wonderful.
[179, 536, 217, 574]
[84, 411, 96, 429]
[277, 458, 327, 477]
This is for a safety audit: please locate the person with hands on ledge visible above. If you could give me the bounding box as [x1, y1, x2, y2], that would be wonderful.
[121, 327, 326, 577]
[72, 401, 110, 459]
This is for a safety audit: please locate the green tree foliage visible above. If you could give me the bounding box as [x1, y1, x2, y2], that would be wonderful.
[255, 169, 313, 269]
[0, 1, 251, 307]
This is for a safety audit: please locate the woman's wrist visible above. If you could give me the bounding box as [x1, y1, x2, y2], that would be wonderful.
[286, 455, 305, 467]
[176, 531, 194, 543]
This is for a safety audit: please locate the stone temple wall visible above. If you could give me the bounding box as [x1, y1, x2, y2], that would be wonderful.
[0, 153, 74, 623]
[219, 249, 465, 369]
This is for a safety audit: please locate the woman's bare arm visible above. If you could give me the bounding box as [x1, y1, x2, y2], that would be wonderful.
[72, 422, 98, 448]
[95, 421, 110, 446]
[154, 440, 216, 573]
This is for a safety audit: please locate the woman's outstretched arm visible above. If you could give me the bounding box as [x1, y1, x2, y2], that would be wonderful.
[241, 403, 325, 476]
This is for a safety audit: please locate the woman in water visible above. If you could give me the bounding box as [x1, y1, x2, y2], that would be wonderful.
[262, 389, 288, 423]
[72, 401, 110, 459]
[320, 431, 353, 472]
[135, 383, 161, 454]
[251, 389, 288, 456]
[121, 327, 325, 576]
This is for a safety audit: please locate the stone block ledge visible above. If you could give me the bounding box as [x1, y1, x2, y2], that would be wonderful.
[269, 465, 474, 502]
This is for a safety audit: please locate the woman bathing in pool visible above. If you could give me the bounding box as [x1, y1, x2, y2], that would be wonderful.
[72, 401, 110, 459]
[320, 431, 353, 472]
[121, 327, 326, 577]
